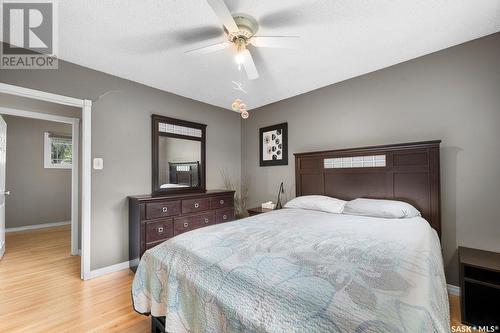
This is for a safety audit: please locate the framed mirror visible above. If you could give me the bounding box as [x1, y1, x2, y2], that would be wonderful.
[152, 115, 206, 195]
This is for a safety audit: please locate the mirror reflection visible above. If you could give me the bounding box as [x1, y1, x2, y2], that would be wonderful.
[158, 137, 201, 189]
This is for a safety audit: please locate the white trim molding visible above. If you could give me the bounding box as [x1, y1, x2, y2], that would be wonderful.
[0, 83, 92, 280]
[71, 119, 80, 256]
[0, 83, 85, 108]
[0, 107, 76, 124]
[447, 284, 461, 296]
[81, 100, 92, 279]
[89, 261, 130, 279]
[6, 221, 70, 233]
[0, 242, 4, 259]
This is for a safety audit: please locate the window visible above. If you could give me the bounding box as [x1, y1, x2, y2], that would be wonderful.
[44, 132, 72, 169]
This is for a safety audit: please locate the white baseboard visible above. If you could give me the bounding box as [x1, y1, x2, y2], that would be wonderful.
[89, 260, 130, 279]
[6, 221, 70, 233]
[0, 242, 4, 258]
[447, 284, 460, 296]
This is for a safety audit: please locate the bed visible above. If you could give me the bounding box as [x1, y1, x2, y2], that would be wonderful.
[160, 162, 200, 189]
[132, 140, 449, 332]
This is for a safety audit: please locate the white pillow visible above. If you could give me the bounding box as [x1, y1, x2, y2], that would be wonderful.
[343, 198, 421, 219]
[284, 195, 346, 214]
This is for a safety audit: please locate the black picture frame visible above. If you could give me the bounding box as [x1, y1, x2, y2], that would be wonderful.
[259, 122, 288, 167]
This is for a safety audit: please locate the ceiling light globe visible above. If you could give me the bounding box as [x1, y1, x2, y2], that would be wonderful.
[241, 110, 249, 119]
[238, 103, 247, 112]
[235, 52, 245, 65]
[231, 101, 240, 111]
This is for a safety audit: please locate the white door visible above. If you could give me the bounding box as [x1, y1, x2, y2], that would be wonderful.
[0, 115, 6, 259]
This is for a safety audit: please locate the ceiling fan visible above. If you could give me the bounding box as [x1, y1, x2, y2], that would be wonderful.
[185, 0, 300, 80]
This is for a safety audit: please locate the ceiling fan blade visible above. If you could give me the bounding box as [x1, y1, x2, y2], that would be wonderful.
[185, 41, 230, 55]
[241, 49, 259, 80]
[175, 26, 224, 44]
[259, 3, 316, 29]
[250, 36, 300, 48]
[206, 0, 239, 33]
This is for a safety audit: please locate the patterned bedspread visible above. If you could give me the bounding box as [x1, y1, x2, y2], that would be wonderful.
[132, 208, 449, 333]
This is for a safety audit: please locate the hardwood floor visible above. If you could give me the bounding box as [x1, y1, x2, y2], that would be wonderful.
[0, 225, 465, 332]
[0, 225, 149, 333]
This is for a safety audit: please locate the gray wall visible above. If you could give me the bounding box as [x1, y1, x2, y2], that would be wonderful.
[4, 115, 72, 228]
[242, 32, 500, 285]
[1, 61, 241, 270]
[2, 33, 498, 283]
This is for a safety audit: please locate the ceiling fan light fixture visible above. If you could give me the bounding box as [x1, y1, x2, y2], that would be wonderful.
[231, 98, 249, 119]
[234, 38, 247, 65]
[231, 99, 242, 111]
[235, 51, 245, 65]
[185, 2, 298, 81]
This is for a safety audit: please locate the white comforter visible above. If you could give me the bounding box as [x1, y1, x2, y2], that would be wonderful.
[132, 208, 450, 333]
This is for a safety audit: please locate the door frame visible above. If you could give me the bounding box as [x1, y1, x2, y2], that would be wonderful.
[0, 116, 6, 259]
[0, 83, 92, 280]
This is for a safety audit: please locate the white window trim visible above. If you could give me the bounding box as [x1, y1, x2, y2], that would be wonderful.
[44, 132, 72, 169]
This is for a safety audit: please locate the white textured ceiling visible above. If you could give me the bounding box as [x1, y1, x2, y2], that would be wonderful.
[49, 1, 500, 110]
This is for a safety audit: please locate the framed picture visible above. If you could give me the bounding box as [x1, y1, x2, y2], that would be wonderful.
[259, 122, 288, 167]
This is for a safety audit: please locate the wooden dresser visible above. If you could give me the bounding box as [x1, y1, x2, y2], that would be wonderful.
[129, 190, 235, 271]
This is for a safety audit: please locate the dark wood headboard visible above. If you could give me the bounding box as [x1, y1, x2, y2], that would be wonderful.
[294, 140, 441, 236]
[168, 161, 200, 187]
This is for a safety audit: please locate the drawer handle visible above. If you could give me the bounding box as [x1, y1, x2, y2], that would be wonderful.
[183, 222, 189, 228]
[204, 218, 209, 224]
[157, 226, 164, 234]
[162, 207, 168, 213]
[223, 214, 227, 220]
[194, 202, 200, 208]
[219, 199, 224, 205]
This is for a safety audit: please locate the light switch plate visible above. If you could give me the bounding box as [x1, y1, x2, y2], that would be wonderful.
[93, 158, 104, 170]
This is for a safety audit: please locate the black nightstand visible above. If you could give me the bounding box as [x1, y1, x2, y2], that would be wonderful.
[247, 207, 274, 216]
[459, 246, 500, 327]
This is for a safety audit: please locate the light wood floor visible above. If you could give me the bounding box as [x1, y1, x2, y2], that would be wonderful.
[0, 226, 465, 332]
[0, 225, 149, 333]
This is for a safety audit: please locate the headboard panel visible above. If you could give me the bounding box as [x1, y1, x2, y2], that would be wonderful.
[294, 141, 441, 236]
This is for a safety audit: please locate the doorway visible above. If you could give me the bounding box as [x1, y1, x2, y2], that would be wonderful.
[0, 113, 79, 261]
[0, 111, 79, 257]
[0, 83, 92, 279]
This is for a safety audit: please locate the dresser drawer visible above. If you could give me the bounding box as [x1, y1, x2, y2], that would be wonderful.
[146, 239, 166, 250]
[146, 201, 180, 220]
[181, 198, 209, 214]
[146, 219, 174, 243]
[210, 195, 234, 209]
[216, 208, 235, 223]
[174, 211, 215, 235]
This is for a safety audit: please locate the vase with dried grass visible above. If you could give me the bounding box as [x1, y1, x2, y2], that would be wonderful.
[220, 169, 250, 219]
